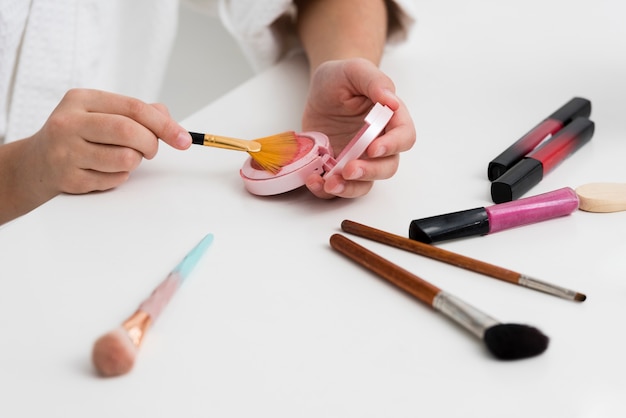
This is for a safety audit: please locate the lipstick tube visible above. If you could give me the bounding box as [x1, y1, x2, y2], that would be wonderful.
[409, 187, 579, 244]
[487, 97, 591, 181]
[490, 117, 594, 203]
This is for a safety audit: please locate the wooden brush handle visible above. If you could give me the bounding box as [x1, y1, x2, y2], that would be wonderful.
[329, 233, 440, 306]
[341, 220, 521, 284]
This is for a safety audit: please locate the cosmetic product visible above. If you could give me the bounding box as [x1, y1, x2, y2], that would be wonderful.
[341, 219, 586, 301]
[487, 97, 591, 181]
[409, 187, 578, 244]
[190, 131, 298, 174]
[491, 117, 595, 203]
[240, 102, 393, 196]
[92, 233, 214, 377]
[575, 182, 626, 213]
[329, 234, 549, 360]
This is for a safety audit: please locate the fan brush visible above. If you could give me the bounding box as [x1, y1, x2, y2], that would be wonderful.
[189, 131, 299, 174]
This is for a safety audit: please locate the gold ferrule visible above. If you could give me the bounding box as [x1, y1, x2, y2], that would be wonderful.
[122, 310, 152, 347]
[203, 134, 261, 153]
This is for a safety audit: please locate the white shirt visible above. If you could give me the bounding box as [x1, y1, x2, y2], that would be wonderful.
[0, 0, 414, 144]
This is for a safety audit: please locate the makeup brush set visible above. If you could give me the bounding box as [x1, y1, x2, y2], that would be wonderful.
[91, 99, 624, 377]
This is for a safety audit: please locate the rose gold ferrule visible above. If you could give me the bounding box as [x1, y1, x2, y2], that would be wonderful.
[122, 310, 152, 347]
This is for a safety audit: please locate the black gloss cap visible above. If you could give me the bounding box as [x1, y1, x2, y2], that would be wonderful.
[548, 97, 591, 124]
[409, 207, 489, 244]
[487, 97, 591, 181]
[490, 158, 543, 203]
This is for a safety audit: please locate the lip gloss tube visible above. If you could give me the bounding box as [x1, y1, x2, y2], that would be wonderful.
[409, 187, 579, 244]
[487, 97, 591, 181]
[490, 117, 594, 203]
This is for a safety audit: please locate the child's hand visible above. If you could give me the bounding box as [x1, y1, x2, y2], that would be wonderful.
[301, 58, 415, 198]
[27, 88, 191, 197]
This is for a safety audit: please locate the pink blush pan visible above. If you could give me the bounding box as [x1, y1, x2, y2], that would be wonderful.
[240, 103, 394, 196]
[240, 132, 331, 195]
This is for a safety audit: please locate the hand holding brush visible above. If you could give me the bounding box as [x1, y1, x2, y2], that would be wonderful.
[92, 233, 214, 377]
[330, 233, 549, 360]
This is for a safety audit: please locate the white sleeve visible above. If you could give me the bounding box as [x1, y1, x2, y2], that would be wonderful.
[216, 0, 296, 72]
[215, 0, 416, 72]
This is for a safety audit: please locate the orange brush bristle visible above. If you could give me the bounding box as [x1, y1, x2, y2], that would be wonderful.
[249, 131, 299, 173]
[189, 131, 299, 174]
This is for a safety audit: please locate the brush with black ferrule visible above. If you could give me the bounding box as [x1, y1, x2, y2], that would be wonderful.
[329, 233, 549, 360]
[189, 130, 298, 174]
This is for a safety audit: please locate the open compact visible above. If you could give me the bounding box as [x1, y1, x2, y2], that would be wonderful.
[240, 102, 394, 196]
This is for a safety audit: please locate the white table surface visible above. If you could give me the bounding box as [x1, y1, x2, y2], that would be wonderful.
[2, 1, 625, 417]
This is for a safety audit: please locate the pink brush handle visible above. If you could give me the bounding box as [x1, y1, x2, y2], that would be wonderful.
[138, 273, 181, 322]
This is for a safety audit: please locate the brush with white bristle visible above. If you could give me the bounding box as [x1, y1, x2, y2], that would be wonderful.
[330, 234, 549, 360]
[189, 131, 299, 174]
[92, 233, 214, 377]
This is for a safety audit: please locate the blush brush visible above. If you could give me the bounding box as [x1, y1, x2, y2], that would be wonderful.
[189, 131, 299, 174]
[92, 233, 214, 377]
[329, 233, 549, 360]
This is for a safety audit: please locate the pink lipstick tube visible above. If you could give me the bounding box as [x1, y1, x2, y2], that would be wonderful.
[409, 187, 579, 243]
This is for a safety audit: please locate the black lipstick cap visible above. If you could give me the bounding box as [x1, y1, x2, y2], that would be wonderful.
[490, 158, 543, 203]
[548, 97, 591, 124]
[487, 97, 591, 181]
[409, 207, 490, 243]
[491, 116, 594, 203]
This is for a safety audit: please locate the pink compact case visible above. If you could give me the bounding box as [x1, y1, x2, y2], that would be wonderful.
[240, 103, 394, 196]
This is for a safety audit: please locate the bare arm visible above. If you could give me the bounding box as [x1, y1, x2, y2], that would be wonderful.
[0, 138, 48, 225]
[0, 89, 191, 225]
[293, 0, 416, 199]
[294, 0, 388, 70]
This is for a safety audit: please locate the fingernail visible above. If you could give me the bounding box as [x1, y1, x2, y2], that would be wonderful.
[307, 180, 323, 192]
[372, 146, 387, 158]
[178, 131, 192, 148]
[346, 167, 364, 180]
[382, 89, 399, 104]
[329, 181, 345, 195]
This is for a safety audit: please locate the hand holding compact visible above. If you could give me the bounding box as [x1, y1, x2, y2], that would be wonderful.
[300, 58, 416, 198]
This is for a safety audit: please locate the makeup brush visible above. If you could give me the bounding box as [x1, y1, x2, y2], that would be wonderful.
[341, 219, 586, 302]
[189, 131, 299, 174]
[92, 233, 214, 377]
[329, 233, 549, 360]
[575, 182, 626, 213]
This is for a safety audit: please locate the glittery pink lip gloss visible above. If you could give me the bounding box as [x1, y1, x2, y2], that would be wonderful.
[409, 187, 579, 244]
